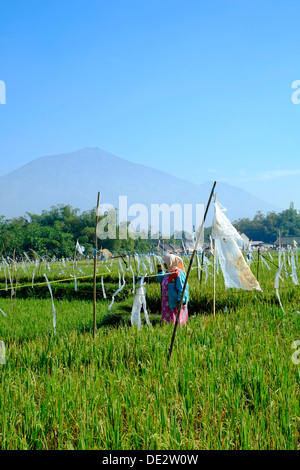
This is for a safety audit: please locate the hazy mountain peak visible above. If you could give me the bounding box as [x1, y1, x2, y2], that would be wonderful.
[0, 148, 279, 222]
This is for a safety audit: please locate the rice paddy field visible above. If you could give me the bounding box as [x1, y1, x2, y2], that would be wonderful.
[0, 251, 299, 450]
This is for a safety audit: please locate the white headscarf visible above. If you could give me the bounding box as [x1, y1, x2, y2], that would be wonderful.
[162, 254, 185, 273]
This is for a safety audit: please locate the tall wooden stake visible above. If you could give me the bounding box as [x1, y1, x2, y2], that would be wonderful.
[11, 249, 16, 335]
[257, 247, 260, 282]
[213, 238, 216, 318]
[199, 251, 204, 287]
[93, 191, 101, 338]
[168, 181, 217, 361]
[213, 192, 217, 318]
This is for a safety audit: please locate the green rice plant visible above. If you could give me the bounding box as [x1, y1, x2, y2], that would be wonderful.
[0, 251, 299, 450]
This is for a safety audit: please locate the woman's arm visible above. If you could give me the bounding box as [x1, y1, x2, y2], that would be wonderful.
[175, 271, 187, 304]
[157, 264, 165, 285]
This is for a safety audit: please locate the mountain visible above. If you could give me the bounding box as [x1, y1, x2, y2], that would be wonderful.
[0, 147, 279, 226]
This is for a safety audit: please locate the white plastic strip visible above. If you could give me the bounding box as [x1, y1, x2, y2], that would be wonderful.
[44, 274, 57, 334]
[8, 267, 15, 296]
[291, 251, 299, 285]
[261, 255, 271, 271]
[274, 261, 285, 314]
[129, 265, 135, 294]
[0, 308, 7, 317]
[101, 275, 107, 299]
[108, 273, 126, 311]
[119, 259, 124, 274]
[131, 277, 151, 329]
[70, 274, 78, 291]
[4, 265, 8, 291]
[134, 254, 140, 275]
[32, 268, 36, 288]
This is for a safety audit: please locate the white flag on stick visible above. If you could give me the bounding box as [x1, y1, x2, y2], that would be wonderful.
[75, 240, 85, 256]
[212, 201, 262, 291]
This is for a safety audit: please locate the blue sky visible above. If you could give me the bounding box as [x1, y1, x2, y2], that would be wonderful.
[0, 0, 299, 211]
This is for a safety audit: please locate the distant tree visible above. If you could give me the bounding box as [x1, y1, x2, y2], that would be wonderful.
[1, 203, 299, 257]
[233, 207, 300, 243]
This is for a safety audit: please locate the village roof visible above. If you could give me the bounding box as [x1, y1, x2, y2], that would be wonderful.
[274, 236, 300, 245]
[239, 232, 250, 241]
[157, 243, 177, 253]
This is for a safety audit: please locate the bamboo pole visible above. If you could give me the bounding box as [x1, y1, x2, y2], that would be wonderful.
[197, 253, 200, 280]
[168, 181, 217, 361]
[199, 251, 204, 287]
[213, 192, 217, 318]
[257, 247, 260, 281]
[10, 249, 15, 306]
[11, 249, 16, 335]
[93, 191, 101, 339]
[213, 238, 216, 318]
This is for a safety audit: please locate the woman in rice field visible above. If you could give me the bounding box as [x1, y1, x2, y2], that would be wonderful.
[157, 253, 189, 325]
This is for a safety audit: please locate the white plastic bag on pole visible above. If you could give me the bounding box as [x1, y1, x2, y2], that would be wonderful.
[76, 240, 85, 255]
[212, 201, 262, 291]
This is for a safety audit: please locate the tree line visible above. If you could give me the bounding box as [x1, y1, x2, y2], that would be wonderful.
[232, 205, 300, 243]
[0, 204, 299, 258]
[0, 205, 154, 258]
